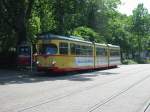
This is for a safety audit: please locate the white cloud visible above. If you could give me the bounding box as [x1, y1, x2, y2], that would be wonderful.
[118, 0, 150, 15]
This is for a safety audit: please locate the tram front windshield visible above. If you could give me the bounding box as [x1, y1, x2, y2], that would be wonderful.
[39, 44, 57, 55]
[19, 47, 30, 55]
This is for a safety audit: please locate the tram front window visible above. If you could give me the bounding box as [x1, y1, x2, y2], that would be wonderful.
[40, 44, 57, 55]
[19, 47, 30, 55]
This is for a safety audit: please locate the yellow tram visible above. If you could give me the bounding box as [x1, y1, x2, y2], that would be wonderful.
[36, 34, 121, 73]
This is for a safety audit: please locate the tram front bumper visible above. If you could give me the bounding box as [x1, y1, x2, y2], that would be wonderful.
[37, 66, 59, 72]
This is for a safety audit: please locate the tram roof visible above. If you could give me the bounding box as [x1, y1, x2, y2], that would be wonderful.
[38, 33, 119, 47]
[38, 33, 93, 44]
[107, 44, 120, 49]
[95, 43, 107, 47]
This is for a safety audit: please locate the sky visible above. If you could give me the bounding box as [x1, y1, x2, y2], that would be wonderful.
[117, 0, 150, 16]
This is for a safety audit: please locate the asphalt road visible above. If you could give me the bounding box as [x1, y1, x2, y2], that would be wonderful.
[0, 64, 150, 112]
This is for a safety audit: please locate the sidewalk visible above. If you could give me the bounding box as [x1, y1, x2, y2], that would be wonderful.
[0, 68, 36, 79]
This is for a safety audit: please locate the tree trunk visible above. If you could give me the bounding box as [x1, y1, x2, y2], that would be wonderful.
[15, 7, 27, 45]
[54, 0, 65, 35]
[17, 25, 27, 45]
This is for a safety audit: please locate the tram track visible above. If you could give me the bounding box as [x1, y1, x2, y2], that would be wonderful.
[13, 66, 150, 112]
[138, 97, 150, 112]
[87, 74, 150, 112]
[144, 103, 150, 112]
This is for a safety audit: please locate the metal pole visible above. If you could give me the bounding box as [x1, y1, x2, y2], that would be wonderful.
[93, 41, 96, 69]
[30, 44, 33, 72]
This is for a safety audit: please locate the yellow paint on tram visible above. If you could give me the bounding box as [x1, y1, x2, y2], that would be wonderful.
[35, 34, 121, 72]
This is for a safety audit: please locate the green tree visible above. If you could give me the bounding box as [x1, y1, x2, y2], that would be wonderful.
[72, 26, 105, 43]
[132, 3, 150, 58]
[0, 0, 34, 46]
[85, 0, 120, 40]
[27, 0, 56, 43]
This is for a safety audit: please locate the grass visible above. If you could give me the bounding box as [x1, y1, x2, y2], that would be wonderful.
[122, 59, 138, 65]
[122, 58, 150, 64]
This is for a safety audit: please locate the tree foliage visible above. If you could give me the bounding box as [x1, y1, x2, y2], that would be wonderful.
[0, 0, 150, 61]
[0, 0, 34, 46]
[131, 4, 150, 57]
[72, 26, 105, 43]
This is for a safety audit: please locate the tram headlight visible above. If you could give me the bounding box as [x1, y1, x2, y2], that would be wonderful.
[52, 61, 56, 66]
[36, 61, 40, 64]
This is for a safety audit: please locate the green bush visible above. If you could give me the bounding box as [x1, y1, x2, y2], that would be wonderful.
[122, 59, 138, 65]
[145, 59, 150, 64]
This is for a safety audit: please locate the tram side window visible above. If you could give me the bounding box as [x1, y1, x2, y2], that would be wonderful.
[111, 50, 119, 56]
[70, 43, 93, 56]
[70, 43, 76, 55]
[59, 42, 68, 55]
[80, 45, 86, 55]
[96, 48, 106, 56]
[75, 45, 81, 55]
[86, 46, 93, 56]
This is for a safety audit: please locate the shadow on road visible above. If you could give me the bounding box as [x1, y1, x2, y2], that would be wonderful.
[0, 69, 119, 85]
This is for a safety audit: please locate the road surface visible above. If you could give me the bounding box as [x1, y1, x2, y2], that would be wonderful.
[0, 64, 150, 112]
